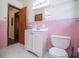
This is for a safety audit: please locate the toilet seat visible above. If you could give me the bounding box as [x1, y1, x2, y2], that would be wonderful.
[49, 47, 68, 58]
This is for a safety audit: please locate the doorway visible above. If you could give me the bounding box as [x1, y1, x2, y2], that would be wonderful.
[8, 4, 27, 46]
[8, 4, 20, 46]
[14, 12, 19, 43]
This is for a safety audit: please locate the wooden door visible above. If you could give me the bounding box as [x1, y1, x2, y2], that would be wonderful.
[19, 7, 27, 44]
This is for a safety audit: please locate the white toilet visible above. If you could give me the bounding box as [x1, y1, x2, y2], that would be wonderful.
[49, 35, 71, 58]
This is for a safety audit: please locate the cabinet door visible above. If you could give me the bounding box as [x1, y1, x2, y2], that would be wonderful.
[32, 32, 44, 57]
[25, 30, 33, 51]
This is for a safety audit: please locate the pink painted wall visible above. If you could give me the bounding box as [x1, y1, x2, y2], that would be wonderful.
[28, 19, 79, 57]
[0, 20, 7, 48]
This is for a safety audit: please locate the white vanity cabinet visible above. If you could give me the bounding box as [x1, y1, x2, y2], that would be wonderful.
[25, 29, 48, 57]
[25, 30, 33, 51]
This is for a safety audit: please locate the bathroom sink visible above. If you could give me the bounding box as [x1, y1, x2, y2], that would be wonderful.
[32, 28, 48, 32]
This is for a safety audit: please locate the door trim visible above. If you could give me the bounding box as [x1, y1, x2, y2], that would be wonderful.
[8, 4, 20, 10]
[7, 4, 20, 46]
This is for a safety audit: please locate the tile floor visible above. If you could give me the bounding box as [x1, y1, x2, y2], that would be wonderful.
[0, 43, 49, 58]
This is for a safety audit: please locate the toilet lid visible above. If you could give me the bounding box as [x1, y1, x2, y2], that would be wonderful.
[49, 47, 68, 57]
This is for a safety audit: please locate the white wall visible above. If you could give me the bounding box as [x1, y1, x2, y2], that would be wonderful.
[0, 0, 2, 20]
[22, 1, 34, 23]
[33, 0, 74, 21]
[44, 0, 75, 21]
[0, 0, 8, 20]
[0, 0, 2, 5]
[1, 0, 78, 23]
[74, 0, 79, 18]
[22, 0, 45, 22]
[0, 0, 24, 20]
[24, 0, 79, 22]
[33, 8, 45, 21]
[8, 0, 24, 9]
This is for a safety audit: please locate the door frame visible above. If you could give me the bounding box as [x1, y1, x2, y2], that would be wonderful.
[7, 4, 20, 46]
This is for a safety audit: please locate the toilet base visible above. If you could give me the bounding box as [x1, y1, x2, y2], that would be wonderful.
[49, 54, 68, 58]
[49, 47, 68, 58]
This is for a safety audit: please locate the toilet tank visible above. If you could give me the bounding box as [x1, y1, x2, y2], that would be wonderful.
[51, 35, 71, 49]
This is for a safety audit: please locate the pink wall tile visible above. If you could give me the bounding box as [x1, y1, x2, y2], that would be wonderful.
[28, 19, 79, 57]
[0, 18, 79, 57]
[0, 20, 7, 48]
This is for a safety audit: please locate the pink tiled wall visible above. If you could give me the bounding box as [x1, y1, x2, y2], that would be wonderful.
[0, 18, 79, 57]
[0, 20, 7, 48]
[28, 19, 79, 57]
